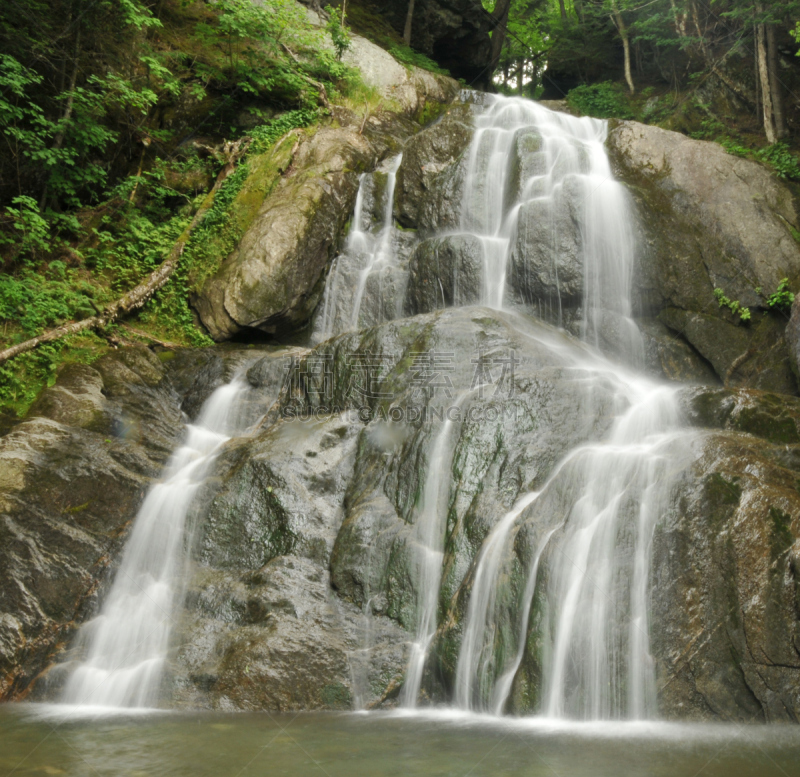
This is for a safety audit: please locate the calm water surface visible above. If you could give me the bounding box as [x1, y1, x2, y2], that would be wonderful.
[1, 706, 799, 777]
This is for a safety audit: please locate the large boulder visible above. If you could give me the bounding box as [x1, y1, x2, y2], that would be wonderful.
[191, 114, 418, 341]
[393, 105, 474, 235]
[607, 120, 800, 391]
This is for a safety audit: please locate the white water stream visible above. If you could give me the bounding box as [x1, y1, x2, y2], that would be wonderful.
[61, 379, 256, 708]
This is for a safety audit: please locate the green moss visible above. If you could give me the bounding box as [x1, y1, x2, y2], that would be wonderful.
[321, 681, 352, 709]
[703, 472, 742, 525]
[768, 506, 793, 556]
[63, 501, 91, 514]
[416, 100, 449, 127]
[735, 406, 800, 445]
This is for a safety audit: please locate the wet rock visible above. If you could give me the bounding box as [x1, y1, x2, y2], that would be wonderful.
[786, 296, 800, 380]
[507, 179, 584, 307]
[505, 127, 544, 206]
[394, 106, 474, 235]
[0, 348, 185, 701]
[650, 431, 800, 721]
[659, 308, 796, 395]
[638, 319, 719, 385]
[170, 412, 409, 710]
[404, 235, 485, 314]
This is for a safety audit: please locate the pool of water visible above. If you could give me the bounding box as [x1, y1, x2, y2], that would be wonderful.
[2, 706, 799, 777]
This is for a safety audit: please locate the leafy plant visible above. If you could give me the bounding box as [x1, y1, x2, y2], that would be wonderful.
[566, 82, 635, 120]
[755, 143, 800, 182]
[765, 278, 795, 312]
[325, 6, 352, 60]
[713, 287, 750, 322]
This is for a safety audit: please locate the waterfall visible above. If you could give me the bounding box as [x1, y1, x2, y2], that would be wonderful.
[56, 95, 689, 719]
[442, 96, 687, 719]
[313, 154, 404, 341]
[61, 379, 256, 708]
[401, 413, 461, 708]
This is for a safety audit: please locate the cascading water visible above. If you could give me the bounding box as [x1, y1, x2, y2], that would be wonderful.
[61, 379, 258, 708]
[363, 94, 689, 719]
[313, 154, 405, 341]
[441, 95, 689, 719]
[57, 94, 691, 720]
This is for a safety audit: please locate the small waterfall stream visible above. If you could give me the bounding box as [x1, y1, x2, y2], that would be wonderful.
[314, 154, 405, 341]
[61, 379, 258, 708]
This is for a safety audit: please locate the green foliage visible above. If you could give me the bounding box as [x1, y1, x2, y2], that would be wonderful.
[713, 287, 750, 322]
[0, 267, 98, 336]
[249, 109, 318, 152]
[755, 143, 800, 182]
[766, 278, 795, 312]
[388, 46, 450, 76]
[0, 197, 54, 262]
[326, 6, 352, 60]
[566, 82, 635, 119]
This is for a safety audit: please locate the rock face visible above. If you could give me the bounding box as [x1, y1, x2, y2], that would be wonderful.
[153, 308, 800, 719]
[652, 387, 800, 721]
[393, 105, 473, 235]
[165, 308, 623, 710]
[0, 348, 184, 700]
[191, 56, 459, 342]
[405, 235, 485, 313]
[0, 344, 278, 702]
[607, 120, 800, 392]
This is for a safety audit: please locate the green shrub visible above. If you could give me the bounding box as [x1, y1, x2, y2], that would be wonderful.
[566, 82, 635, 120]
[325, 6, 352, 60]
[766, 278, 795, 312]
[756, 143, 800, 182]
[713, 287, 750, 322]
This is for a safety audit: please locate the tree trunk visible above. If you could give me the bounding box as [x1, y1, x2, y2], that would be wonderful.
[489, 0, 512, 75]
[766, 22, 787, 139]
[611, 5, 635, 95]
[518, 59, 524, 94]
[558, 0, 567, 23]
[756, 18, 777, 143]
[403, 0, 415, 46]
[41, 23, 81, 209]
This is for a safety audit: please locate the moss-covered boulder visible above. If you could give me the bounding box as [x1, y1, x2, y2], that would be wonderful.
[192, 112, 420, 341]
